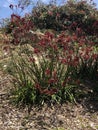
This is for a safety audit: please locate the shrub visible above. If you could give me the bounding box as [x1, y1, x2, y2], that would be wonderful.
[31, 0, 98, 36]
[6, 30, 98, 107]
[8, 14, 34, 45]
[5, 0, 98, 45]
[3, 0, 98, 108]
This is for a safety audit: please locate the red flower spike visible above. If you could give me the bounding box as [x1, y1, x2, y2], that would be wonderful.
[9, 4, 13, 9]
[74, 56, 79, 62]
[66, 36, 71, 42]
[45, 32, 54, 40]
[3, 46, 10, 52]
[34, 48, 40, 54]
[48, 11, 53, 16]
[11, 14, 21, 22]
[62, 80, 67, 87]
[83, 54, 90, 60]
[43, 88, 57, 95]
[48, 78, 57, 84]
[35, 83, 42, 92]
[38, 39, 46, 47]
[53, 70, 57, 78]
[29, 57, 35, 62]
[61, 59, 67, 64]
[92, 54, 98, 59]
[45, 69, 50, 75]
[56, 13, 60, 17]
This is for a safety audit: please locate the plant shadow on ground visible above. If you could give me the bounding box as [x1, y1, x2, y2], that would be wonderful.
[75, 80, 98, 113]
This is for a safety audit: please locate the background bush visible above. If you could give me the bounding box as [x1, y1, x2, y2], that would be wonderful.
[31, 0, 98, 36]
